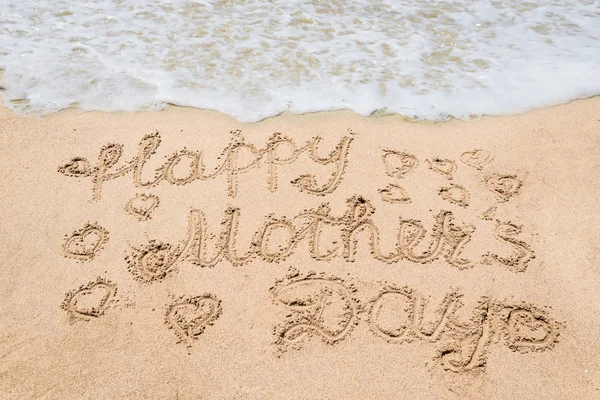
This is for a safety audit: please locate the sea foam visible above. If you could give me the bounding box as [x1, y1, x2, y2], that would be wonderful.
[1, 0, 599, 121]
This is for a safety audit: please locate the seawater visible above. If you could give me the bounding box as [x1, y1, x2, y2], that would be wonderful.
[1, 0, 599, 121]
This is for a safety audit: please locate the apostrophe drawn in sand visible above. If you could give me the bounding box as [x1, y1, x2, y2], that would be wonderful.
[61, 277, 117, 322]
[63, 223, 109, 261]
[379, 183, 411, 203]
[439, 184, 470, 208]
[126, 240, 186, 283]
[125, 193, 160, 221]
[165, 294, 222, 345]
[460, 150, 495, 170]
[271, 274, 358, 349]
[382, 150, 418, 178]
[479, 205, 497, 221]
[428, 158, 457, 179]
[485, 174, 522, 202]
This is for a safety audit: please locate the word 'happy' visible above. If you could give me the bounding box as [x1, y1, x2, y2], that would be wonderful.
[58, 132, 353, 200]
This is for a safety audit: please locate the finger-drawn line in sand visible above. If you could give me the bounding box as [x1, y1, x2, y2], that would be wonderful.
[460, 150, 495, 170]
[61, 277, 117, 322]
[125, 193, 160, 221]
[439, 184, 470, 208]
[379, 184, 411, 204]
[271, 273, 358, 349]
[381, 150, 418, 178]
[427, 158, 456, 179]
[58, 132, 353, 200]
[131, 195, 533, 271]
[57, 157, 92, 177]
[126, 240, 188, 283]
[165, 294, 222, 345]
[291, 136, 353, 196]
[265, 133, 306, 192]
[502, 306, 560, 352]
[62, 223, 109, 262]
[479, 205, 497, 221]
[485, 174, 522, 202]
[368, 286, 461, 344]
[272, 273, 562, 372]
[485, 222, 534, 272]
[437, 298, 494, 372]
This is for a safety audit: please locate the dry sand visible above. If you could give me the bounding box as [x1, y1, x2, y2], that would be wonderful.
[0, 98, 599, 399]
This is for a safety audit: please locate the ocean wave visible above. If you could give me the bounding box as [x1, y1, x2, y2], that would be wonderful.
[1, 0, 599, 121]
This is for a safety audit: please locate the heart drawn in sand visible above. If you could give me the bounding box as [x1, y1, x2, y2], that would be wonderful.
[460, 149, 495, 170]
[62, 279, 117, 321]
[379, 184, 411, 204]
[507, 309, 555, 350]
[428, 158, 456, 178]
[439, 184, 469, 207]
[382, 150, 418, 178]
[126, 193, 160, 221]
[485, 174, 522, 201]
[166, 295, 222, 342]
[63, 223, 109, 261]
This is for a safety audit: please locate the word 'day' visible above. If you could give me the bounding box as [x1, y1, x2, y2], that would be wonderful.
[272, 274, 561, 372]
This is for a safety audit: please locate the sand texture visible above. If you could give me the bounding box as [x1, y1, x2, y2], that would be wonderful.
[0, 99, 599, 399]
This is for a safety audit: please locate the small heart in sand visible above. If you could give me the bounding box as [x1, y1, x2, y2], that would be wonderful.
[126, 193, 160, 221]
[379, 184, 411, 204]
[439, 184, 469, 207]
[485, 174, 522, 201]
[428, 158, 456, 178]
[167, 295, 221, 341]
[460, 149, 494, 170]
[507, 309, 553, 347]
[63, 223, 109, 261]
[382, 150, 418, 178]
[64, 279, 117, 321]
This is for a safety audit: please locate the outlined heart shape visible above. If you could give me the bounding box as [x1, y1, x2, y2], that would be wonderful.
[379, 183, 411, 204]
[428, 158, 456, 178]
[382, 150, 419, 178]
[126, 193, 160, 221]
[63, 223, 109, 261]
[506, 308, 557, 351]
[166, 294, 222, 343]
[439, 184, 469, 207]
[485, 174, 522, 202]
[460, 149, 494, 170]
[62, 278, 117, 322]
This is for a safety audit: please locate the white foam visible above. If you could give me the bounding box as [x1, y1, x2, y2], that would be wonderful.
[1, 0, 599, 121]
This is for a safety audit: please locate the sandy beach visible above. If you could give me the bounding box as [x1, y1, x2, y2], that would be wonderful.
[0, 98, 599, 399]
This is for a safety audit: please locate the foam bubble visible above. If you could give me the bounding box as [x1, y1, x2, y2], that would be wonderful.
[1, 0, 599, 121]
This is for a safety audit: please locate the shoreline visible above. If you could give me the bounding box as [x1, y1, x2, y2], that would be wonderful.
[1, 94, 599, 126]
[1, 68, 599, 123]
